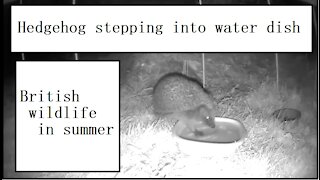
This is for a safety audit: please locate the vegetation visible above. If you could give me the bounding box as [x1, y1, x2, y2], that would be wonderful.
[117, 53, 317, 178]
[3, 53, 316, 178]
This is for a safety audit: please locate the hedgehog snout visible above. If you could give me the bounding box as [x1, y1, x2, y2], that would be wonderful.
[205, 116, 215, 128]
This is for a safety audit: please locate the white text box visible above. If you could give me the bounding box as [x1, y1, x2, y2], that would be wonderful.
[11, 6, 312, 52]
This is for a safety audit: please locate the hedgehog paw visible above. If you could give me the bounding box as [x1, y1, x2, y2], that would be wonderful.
[194, 130, 204, 137]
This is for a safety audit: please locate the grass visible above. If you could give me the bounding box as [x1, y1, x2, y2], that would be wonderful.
[3, 53, 316, 178]
[115, 53, 317, 178]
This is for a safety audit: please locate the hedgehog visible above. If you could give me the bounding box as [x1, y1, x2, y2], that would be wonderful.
[153, 73, 216, 135]
[169, 104, 215, 136]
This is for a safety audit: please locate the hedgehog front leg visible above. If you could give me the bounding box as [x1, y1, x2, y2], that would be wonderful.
[193, 129, 204, 136]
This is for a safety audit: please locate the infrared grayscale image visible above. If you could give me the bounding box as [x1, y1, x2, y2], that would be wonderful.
[3, 0, 318, 178]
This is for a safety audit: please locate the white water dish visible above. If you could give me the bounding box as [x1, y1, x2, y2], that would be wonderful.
[174, 117, 248, 157]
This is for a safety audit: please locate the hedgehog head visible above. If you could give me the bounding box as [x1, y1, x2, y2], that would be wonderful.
[197, 105, 215, 128]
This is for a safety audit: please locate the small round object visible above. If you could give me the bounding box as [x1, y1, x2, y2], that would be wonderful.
[272, 108, 301, 122]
